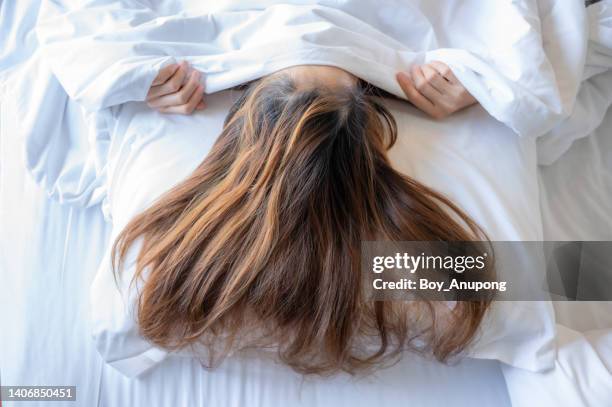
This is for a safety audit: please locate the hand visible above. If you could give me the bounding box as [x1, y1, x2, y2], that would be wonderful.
[146, 61, 205, 114]
[396, 61, 477, 119]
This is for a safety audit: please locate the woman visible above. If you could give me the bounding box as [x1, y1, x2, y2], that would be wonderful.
[113, 63, 490, 375]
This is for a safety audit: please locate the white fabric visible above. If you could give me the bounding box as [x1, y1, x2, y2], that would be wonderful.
[0, 0, 40, 79]
[539, 105, 612, 241]
[502, 326, 612, 406]
[537, 1, 612, 165]
[68, 0, 610, 379]
[1, 0, 612, 406]
[17, 0, 596, 207]
[537, 96, 612, 406]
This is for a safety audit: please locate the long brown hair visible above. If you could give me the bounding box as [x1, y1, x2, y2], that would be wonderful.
[113, 74, 491, 375]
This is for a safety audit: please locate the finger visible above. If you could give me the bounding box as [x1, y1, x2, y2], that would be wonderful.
[151, 63, 179, 86]
[148, 71, 201, 108]
[153, 61, 189, 96]
[429, 61, 476, 106]
[421, 64, 451, 94]
[146, 62, 189, 100]
[396, 72, 441, 118]
[428, 61, 458, 84]
[159, 85, 204, 115]
[195, 79, 206, 110]
[158, 85, 203, 115]
[410, 65, 442, 103]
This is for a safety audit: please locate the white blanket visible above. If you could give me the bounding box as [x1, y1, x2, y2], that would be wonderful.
[537, 1, 612, 164]
[20, 0, 607, 207]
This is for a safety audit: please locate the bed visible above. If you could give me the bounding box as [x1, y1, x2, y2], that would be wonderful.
[1, 1, 611, 406]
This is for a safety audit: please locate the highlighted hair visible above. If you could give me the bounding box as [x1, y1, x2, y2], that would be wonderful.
[113, 76, 491, 374]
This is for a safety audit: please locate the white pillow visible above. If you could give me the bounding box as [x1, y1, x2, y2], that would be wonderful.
[91, 91, 555, 377]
